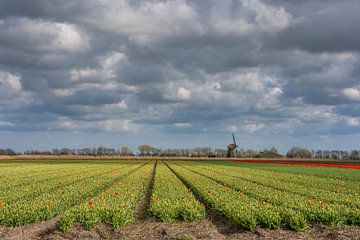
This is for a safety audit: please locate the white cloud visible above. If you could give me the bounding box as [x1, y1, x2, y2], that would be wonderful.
[70, 68, 100, 81]
[79, 0, 202, 43]
[295, 105, 338, 122]
[0, 71, 22, 92]
[76, 0, 292, 44]
[66, 100, 128, 116]
[244, 123, 265, 132]
[56, 116, 139, 133]
[226, 125, 238, 133]
[101, 119, 140, 132]
[70, 51, 127, 82]
[210, 0, 293, 35]
[244, 0, 293, 30]
[0, 70, 33, 107]
[177, 87, 191, 101]
[346, 117, 360, 126]
[99, 51, 126, 78]
[212, 82, 221, 90]
[53, 89, 75, 97]
[0, 121, 14, 127]
[174, 123, 192, 128]
[105, 100, 128, 111]
[0, 17, 90, 53]
[343, 87, 360, 101]
[57, 116, 78, 129]
[319, 52, 358, 63]
[299, 63, 354, 88]
[226, 69, 266, 93]
[256, 87, 283, 109]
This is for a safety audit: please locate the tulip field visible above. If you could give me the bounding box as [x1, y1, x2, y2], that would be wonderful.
[0, 159, 360, 233]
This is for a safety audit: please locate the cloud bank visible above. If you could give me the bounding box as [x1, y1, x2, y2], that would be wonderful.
[0, 0, 360, 151]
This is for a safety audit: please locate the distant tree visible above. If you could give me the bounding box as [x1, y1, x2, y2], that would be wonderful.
[97, 146, 106, 155]
[270, 147, 278, 154]
[204, 147, 213, 157]
[215, 148, 227, 157]
[342, 151, 350, 160]
[61, 148, 71, 155]
[83, 148, 93, 155]
[51, 149, 59, 155]
[151, 147, 162, 156]
[331, 150, 339, 160]
[192, 147, 212, 157]
[192, 147, 202, 157]
[0, 148, 16, 155]
[286, 147, 312, 158]
[315, 150, 323, 158]
[138, 144, 154, 156]
[120, 146, 133, 156]
[350, 150, 360, 160]
[243, 149, 258, 158]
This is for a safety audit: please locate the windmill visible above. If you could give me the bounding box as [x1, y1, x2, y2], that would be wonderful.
[227, 133, 238, 158]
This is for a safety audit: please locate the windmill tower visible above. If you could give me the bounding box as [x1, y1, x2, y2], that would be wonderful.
[227, 133, 238, 158]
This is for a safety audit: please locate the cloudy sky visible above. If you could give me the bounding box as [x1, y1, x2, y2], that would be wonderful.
[0, 0, 360, 153]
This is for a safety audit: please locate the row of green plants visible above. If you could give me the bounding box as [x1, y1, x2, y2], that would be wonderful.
[219, 161, 360, 182]
[0, 162, 144, 227]
[1, 160, 359, 232]
[167, 162, 308, 231]
[207, 161, 360, 193]
[149, 161, 205, 222]
[0, 163, 79, 190]
[0, 164, 121, 204]
[179, 162, 360, 227]
[59, 162, 154, 231]
[190, 162, 360, 208]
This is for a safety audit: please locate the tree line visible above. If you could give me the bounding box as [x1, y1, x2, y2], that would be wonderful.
[0, 145, 359, 160]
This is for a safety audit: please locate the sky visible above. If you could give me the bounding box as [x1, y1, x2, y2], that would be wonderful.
[0, 0, 360, 153]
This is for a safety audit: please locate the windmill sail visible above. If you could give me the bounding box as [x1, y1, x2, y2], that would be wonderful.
[227, 133, 238, 158]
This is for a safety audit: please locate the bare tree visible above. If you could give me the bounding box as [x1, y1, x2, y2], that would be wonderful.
[215, 148, 227, 157]
[287, 147, 312, 158]
[138, 144, 154, 156]
[270, 147, 278, 154]
[120, 146, 133, 156]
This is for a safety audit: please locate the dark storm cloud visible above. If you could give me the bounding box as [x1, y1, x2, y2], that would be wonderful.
[1, 0, 360, 150]
[269, 0, 360, 53]
[335, 105, 360, 118]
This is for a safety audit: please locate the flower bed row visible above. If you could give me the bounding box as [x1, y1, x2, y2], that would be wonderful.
[188, 161, 360, 204]
[149, 161, 205, 222]
[167, 162, 308, 231]
[0, 162, 144, 227]
[59, 162, 154, 231]
[179, 162, 360, 227]
[232, 160, 360, 169]
[0, 164, 121, 204]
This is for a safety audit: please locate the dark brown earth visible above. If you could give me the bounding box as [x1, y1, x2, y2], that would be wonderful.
[1, 215, 360, 240]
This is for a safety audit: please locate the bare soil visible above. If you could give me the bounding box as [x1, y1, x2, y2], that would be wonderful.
[1, 215, 360, 240]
